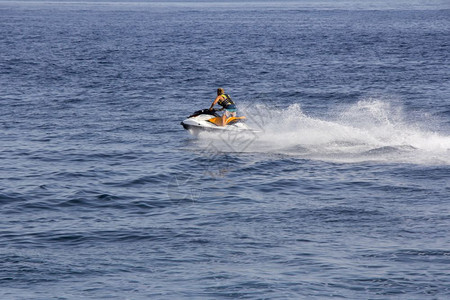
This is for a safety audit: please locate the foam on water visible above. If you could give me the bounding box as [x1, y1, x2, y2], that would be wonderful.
[196, 99, 450, 165]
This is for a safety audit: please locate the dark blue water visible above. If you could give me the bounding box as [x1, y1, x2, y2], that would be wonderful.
[1, 1, 450, 299]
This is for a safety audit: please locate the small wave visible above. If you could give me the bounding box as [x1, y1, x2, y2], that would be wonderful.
[363, 145, 416, 155]
[0, 193, 25, 205]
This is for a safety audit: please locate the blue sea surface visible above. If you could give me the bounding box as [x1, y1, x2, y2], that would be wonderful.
[1, 1, 449, 299]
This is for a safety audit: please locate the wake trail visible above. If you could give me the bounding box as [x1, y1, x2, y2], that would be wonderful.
[196, 99, 450, 165]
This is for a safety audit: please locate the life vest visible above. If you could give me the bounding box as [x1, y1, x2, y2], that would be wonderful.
[217, 94, 235, 108]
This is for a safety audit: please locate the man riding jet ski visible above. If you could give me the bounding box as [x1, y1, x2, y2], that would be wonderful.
[180, 88, 252, 134]
[209, 88, 237, 126]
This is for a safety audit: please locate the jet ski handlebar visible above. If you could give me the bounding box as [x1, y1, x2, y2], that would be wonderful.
[188, 108, 221, 118]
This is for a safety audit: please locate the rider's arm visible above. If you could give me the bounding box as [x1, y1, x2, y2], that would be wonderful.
[209, 95, 222, 110]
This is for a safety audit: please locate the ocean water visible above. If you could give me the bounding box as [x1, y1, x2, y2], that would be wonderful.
[1, 0, 450, 299]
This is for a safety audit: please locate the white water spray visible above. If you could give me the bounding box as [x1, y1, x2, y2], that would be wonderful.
[196, 99, 450, 165]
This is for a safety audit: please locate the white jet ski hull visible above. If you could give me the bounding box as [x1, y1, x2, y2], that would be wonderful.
[181, 109, 255, 135]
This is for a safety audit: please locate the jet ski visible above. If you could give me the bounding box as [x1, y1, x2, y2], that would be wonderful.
[181, 108, 253, 134]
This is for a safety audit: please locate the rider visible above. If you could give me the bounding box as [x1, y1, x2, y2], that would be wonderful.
[209, 88, 237, 126]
